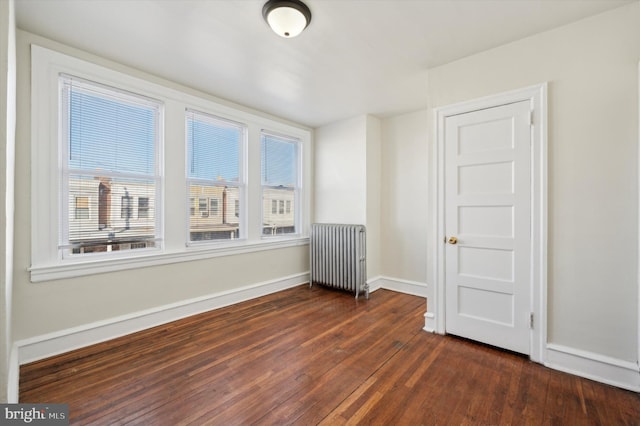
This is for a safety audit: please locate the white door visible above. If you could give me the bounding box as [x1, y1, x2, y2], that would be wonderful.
[444, 100, 531, 355]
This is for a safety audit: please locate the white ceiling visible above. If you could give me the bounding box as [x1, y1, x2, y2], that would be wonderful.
[15, 0, 634, 128]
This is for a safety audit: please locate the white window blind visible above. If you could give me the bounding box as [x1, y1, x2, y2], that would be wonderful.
[261, 131, 299, 236]
[186, 109, 245, 243]
[60, 75, 162, 256]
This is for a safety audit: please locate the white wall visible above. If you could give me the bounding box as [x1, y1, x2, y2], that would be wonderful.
[365, 116, 381, 279]
[314, 116, 368, 224]
[314, 114, 382, 279]
[12, 31, 310, 344]
[381, 110, 429, 284]
[0, 0, 16, 403]
[426, 3, 639, 362]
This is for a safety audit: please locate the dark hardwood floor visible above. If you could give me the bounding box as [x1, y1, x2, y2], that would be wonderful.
[21, 285, 640, 425]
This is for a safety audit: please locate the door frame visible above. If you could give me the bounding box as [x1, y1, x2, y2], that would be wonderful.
[429, 83, 548, 363]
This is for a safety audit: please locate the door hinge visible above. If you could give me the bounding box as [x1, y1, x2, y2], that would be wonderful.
[529, 312, 534, 329]
[529, 110, 534, 126]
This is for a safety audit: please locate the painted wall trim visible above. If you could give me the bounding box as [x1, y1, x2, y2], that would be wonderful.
[7, 345, 18, 403]
[12, 272, 639, 394]
[423, 312, 436, 333]
[16, 272, 309, 365]
[368, 276, 427, 298]
[546, 343, 640, 393]
[30, 236, 310, 283]
[431, 83, 548, 364]
[637, 60, 640, 380]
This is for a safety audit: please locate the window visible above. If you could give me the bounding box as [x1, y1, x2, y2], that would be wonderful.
[209, 198, 219, 216]
[138, 197, 149, 218]
[31, 46, 310, 281]
[186, 109, 245, 242]
[60, 75, 161, 256]
[74, 196, 89, 219]
[261, 132, 300, 236]
[199, 197, 208, 217]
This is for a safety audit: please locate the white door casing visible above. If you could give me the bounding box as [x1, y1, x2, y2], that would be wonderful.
[444, 100, 531, 355]
[428, 83, 547, 363]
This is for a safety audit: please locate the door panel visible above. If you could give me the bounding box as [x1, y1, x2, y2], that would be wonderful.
[444, 100, 531, 355]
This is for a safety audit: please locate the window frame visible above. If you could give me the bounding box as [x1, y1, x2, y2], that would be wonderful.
[74, 196, 90, 220]
[185, 109, 247, 245]
[260, 131, 302, 238]
[58, 72, 164, 259]
[30, 45, 311, 283]
[138, 197, 150, 219]
[209, 198, 219, 216]
[198, 197, 208, 218]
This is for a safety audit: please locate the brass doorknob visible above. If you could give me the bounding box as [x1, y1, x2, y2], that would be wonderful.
[448, 236, 458, 245]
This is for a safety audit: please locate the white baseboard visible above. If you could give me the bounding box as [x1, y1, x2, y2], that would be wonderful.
[367, 276, 383, 293]
[13, 274, 639, 396]
[373, 277, 640, 393]
[16, 272, 309, 365]
[546, 343, 640, 392]
[368, 276, 428, 298]
[423, 311, 437, 333]
[7, 344, 19, 403]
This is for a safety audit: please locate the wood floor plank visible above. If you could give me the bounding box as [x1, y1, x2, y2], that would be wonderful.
[20, 285, 640, 425]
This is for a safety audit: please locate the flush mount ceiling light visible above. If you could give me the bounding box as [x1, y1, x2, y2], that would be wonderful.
[262, 0, 312, 38]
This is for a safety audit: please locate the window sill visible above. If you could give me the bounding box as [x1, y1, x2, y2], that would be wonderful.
[29, 236, 309, 283]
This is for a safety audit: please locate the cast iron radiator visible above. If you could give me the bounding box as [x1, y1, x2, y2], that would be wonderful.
[309, 223, 368, 299]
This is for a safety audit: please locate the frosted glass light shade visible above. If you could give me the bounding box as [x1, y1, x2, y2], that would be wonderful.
[262, 0, 312, 38]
